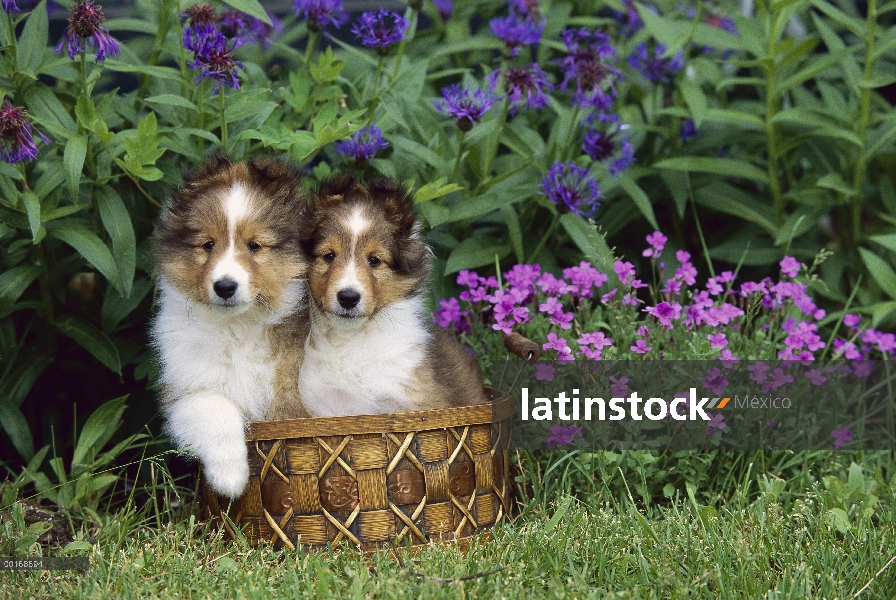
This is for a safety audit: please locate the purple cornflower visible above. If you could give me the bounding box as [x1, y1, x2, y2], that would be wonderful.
[546, 425, 582, 449]
[220, 9, 249, 38]
[535, 362, 555, 381]
[680, 118, 698, 141]
[435, 84, 498, 132]
[558, 28, 620, 109]
[295, 0, 346, 32]
[831, 427, 852, 449]
[0, 99, 50, 164]
[183, 2, 217, 27]
[780, 256, 801, 277]
[490, 64, 553, 116]
[490, 14, 544, 57]
[351, 9, 409, 53]
[540, 162, 601, 218]
[3, 0, 19, 13]
[249, 13, 284, 49]
[187, 27, 244, 94]
[433, 0, 452, 21]
[335, 125, 389, 162]
[582, 114, 634, 176]
[707, 413, 726, 436]
[55, 1, 120, 61]
[642, 231, 667, 259]
[630, 340, 652, 355]
[627, 42, 683, 84]
[609, 0, 645, 36]
[510, 0, 542, 20]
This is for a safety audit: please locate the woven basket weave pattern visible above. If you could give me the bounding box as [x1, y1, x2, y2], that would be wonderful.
[203, 393, 512, 551]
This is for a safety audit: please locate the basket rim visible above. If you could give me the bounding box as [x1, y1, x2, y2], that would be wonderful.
[245, 387, 513, 441]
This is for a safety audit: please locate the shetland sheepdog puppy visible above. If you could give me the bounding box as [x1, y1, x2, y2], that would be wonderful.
[151, 156, 309, 499]
[297, 175, 487, 416]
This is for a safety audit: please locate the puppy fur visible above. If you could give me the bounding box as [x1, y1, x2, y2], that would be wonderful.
[297, 175, 487, 416]
[151, 156, 310, 499]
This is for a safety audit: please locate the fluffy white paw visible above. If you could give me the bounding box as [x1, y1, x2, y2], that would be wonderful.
[203, 454, 250, 499]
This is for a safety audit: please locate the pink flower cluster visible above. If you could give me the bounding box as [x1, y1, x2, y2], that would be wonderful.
[432, 231, 896, 363]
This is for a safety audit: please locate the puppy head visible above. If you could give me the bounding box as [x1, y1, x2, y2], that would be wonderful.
[154, 156, 307, 315]
[300, 175, 430, 322]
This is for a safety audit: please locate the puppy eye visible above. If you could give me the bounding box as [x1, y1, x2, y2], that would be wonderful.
[368, 256, 381, 268]
[202, 241, 214, 252]
[248, 241, 261, 252]
[322, 252, 336, 263]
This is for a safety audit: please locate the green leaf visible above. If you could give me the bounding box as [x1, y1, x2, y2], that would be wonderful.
[64, 134, 88, 202]
[654, 157, 769, 183]
[809, 0, 865, 36]
[618, 175, 659, 230]
[544, 496, 573, 534]
[2, 356, 50, 408]
[221, 0, 271, 25]
[61, 541, 94, 554]
[679, 79, 707, 127]
[47, 222, 121, 293]
[816, 173, 855, 196]
[95, 188, 136, 297]
[417, 202, 450, 228]
[444, 236, 510, 275]
[103, 60, 183, 83]
[694, 184, 777, 235]
[869, 233, 896, 253]
[559, 213, 618, 282]
[413, 178, 463, 204]
[55, 315, 121, 374]
[500, 205, 525, 263]
[442, 171, 534, 224]
[146, 94, 199, 111]
[25, 83, 77, 139]
[22, 192, 42, 243]
[636, 3, 691, 52]
[72, 396, 127, 468]
[0, 265, 40, 311]
[776, 49, 849, 95]
[0, 402, 34, 460]
[826, 507, 851, 534]
[101, 277, 152, 332]
[859, 247, 896, 299]
[16, 0, 48, 78]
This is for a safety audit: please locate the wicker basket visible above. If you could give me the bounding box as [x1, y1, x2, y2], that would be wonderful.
[202, 388, 514, 551]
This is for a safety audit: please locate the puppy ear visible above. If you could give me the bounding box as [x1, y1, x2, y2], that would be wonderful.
[247, 157, 304, 208]
[369, 178, 430, 279]
[181, 154, 231, 189]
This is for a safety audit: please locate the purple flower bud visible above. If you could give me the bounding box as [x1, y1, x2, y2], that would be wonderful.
[490, 64, 553, 116]
[334, 124, 389, 162]
[295, 0, 347, 32]
[0, 99, 50, 164]
[434, 84, 497, 131]
[55, 1, 120, 62]
[540, 162, 601, 218]
[351, 9, 409, 53]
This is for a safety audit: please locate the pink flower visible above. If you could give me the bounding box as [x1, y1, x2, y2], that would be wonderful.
[643, 301, 681, 328]
[708, 331, 727, 349]
[700, 367, 728, 395]
[637, 326, 650, 337]
[546, 425, 582, 448]
[609, 375, 629, 397]
[707, 413, 726, 436]
[843, 314, 861, 328]
[779, 256, 801, 278]
[535, 362, 555, 381]
[543, 332, 571, 355]
[831, 426, 852, 449]
[805, 368, 827, 385]
[642, 231, 667, 259]
[715, 349, 739, 368]
[630, 340, 652, 354]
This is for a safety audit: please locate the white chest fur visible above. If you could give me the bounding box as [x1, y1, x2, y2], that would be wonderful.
[151, 279, 284, 421]
[299, 297, 430, 416]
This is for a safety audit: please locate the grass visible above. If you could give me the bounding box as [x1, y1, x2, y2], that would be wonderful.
[3, 452, 896, 598]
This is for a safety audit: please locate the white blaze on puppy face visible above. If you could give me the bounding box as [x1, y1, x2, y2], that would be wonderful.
[332, 207, 370, 311]
[209, 183, 251, 304]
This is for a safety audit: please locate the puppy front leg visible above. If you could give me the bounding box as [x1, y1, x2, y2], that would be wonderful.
[165, 391, 249, 499]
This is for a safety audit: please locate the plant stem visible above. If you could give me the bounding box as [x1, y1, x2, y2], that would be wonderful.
[687, 174, 715, 279]
[219, 91, 227, 154]
[368, 55, 384, 120]
[5, 12, 17, 70]
[449, 127, 465, 183]
[390, 7, 417, 80]
[763, 7, 783, 227]
[303, 30, 319, 66]
[527, 212, 559, 263]
[851, 0, 878, 249]
[80, 52, 88, 98]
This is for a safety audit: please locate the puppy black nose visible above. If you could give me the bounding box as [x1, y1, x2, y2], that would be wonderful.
[213, 278, 238, 299]
[337, 289, 361, 309]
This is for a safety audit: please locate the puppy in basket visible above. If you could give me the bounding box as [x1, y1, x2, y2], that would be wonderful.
[151, 156, 309, 499]
[297, 175, 487, 416]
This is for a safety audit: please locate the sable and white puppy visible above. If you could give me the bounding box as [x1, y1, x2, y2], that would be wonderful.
[151, 156, 309, 499]
[297, 175, 487, 416]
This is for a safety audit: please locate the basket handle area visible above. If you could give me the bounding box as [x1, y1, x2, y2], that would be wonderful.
[502, 332, 540, 361]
